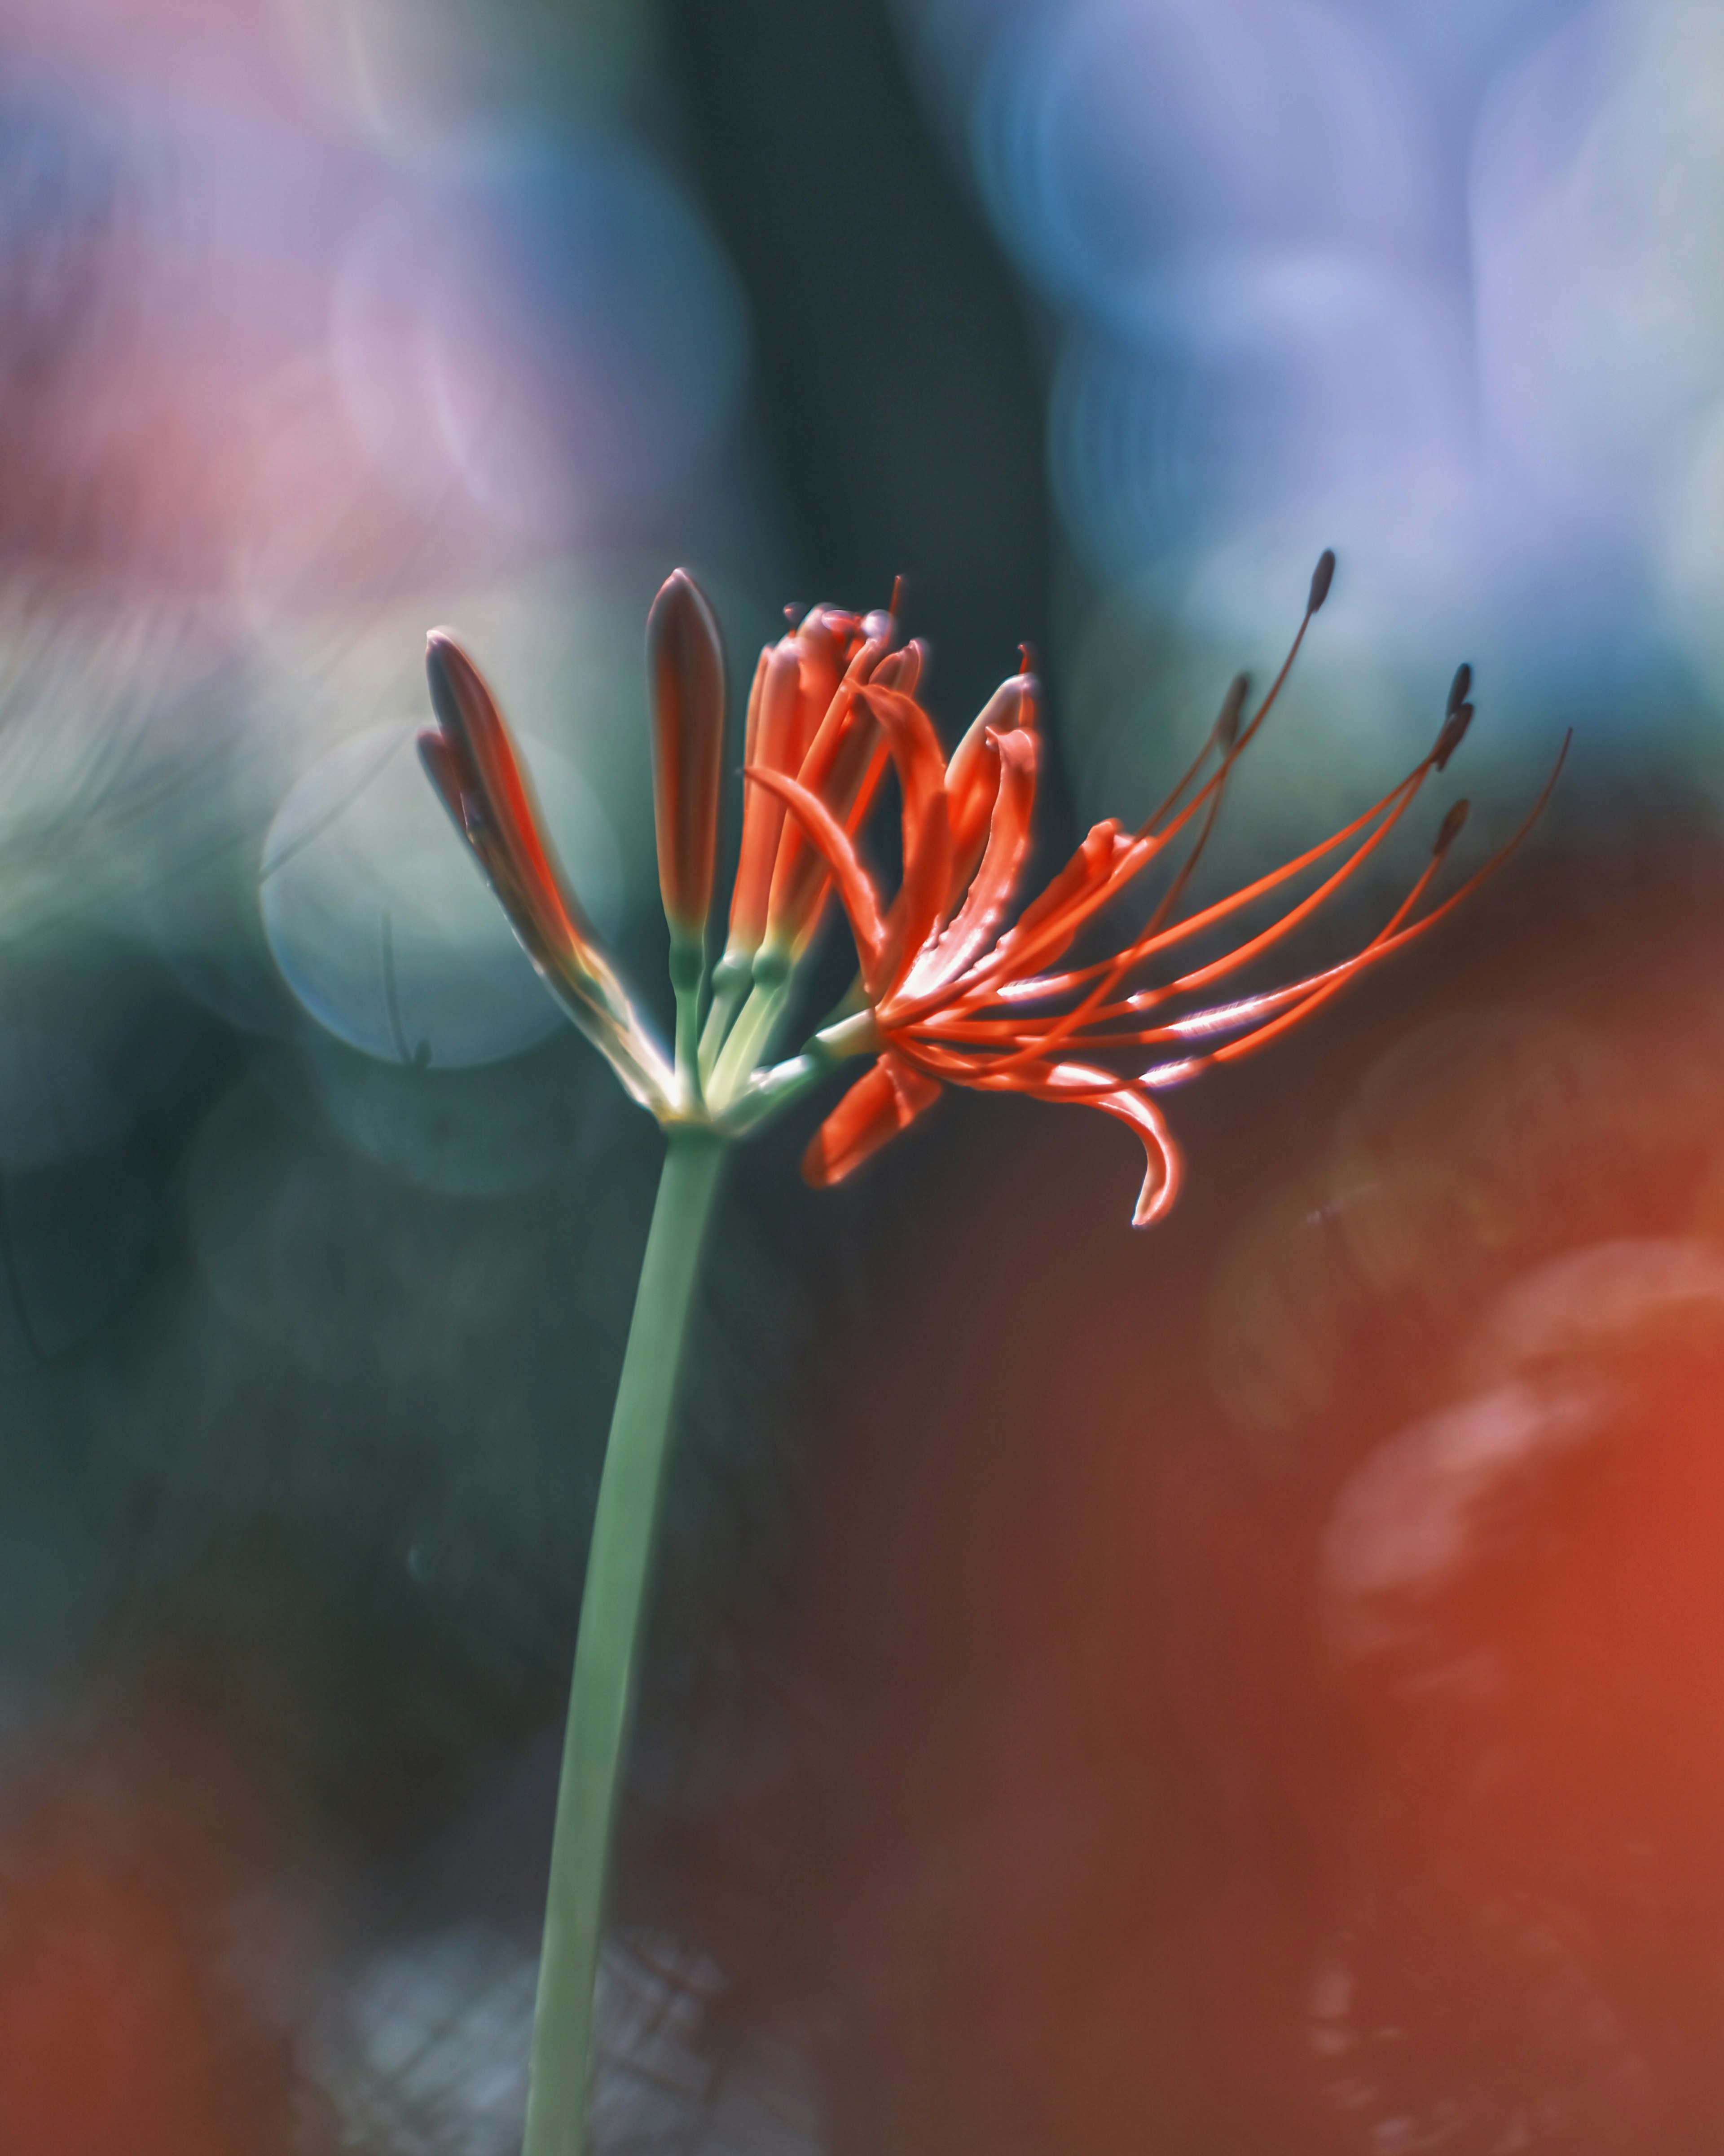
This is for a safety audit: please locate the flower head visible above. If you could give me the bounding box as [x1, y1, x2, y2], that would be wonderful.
[421, 557, 1557, 1222]
[751, 551, 1562, 1225]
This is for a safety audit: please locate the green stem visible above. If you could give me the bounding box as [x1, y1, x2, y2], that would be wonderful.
[708, 979, 787, 1108]
[522, 1128, 728, 2156]
[668, 934, 706, 1110]
[697, 949, 753, 1083]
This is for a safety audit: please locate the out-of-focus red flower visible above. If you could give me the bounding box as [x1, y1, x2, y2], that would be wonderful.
[0, 1765, 298, 2156]
[756, 556, 1554, 1225]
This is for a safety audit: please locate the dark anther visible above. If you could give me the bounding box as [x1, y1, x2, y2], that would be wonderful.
[1433, 798, 1469, 856]
[1214, 672, 1250, 752]
[1433, 701, 1474, 772]
[1446, 662, 1472, 719]
[1308, 549, 1337, 613]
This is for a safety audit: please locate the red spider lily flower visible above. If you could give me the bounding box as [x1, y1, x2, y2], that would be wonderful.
[421, 630, 673, 1111]
[753, 552, 1563, 1227]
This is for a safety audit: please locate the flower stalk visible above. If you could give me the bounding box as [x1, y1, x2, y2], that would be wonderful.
[521, 1129, 726, 2156]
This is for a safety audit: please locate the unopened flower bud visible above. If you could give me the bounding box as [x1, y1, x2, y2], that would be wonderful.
[646, 569, 726, 938]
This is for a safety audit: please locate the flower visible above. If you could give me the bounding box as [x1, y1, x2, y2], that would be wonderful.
[750, 554, 1562, 1226]
[422, 556, 1556, 1224]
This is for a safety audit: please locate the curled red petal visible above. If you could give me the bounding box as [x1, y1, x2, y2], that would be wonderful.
[1094, 1084, 1184, 1227]
[880, 785, 954, 995]
[946, 673, 1038, 900]
[802, 1054, 943, 1189]
[775, 732, 895, 960]
[1034, 1063, 1183, 1228]
[854, 683, 956, 989]
[896, 726, 1038, 1013]
[853, 684, 949, 880]
[765, 636, 888, 945]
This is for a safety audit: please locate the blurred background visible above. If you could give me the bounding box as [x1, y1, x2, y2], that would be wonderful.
[2, 0, 1724, 2149]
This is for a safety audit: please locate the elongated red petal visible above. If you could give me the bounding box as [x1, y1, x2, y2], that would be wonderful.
[423, 633, 619, 1006]
[854, 684, 949, 880]
[426, 633, 568, 913]
[895, 727, 1038, 1013]
[646, 568, 726, 935]
[739, 644, 770, 771]
[754, 620, 902, 954]
[880, 785, 954, 994]
[729, 639, 804, 951]
[968, 820, 1139, 994]
[792, 618, 843, 759]
[801, 1054, 943, 1188]
[745, 765, 890, 987]
[765, 634, 889, 946]
[945, 673, 1037, 900]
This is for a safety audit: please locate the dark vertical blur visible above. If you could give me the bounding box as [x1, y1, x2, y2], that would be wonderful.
[663, 0, 1057, 772]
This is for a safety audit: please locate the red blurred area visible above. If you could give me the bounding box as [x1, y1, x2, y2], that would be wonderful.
[0, 1723, 302, 2156]
[686, 822, 1724, 2152]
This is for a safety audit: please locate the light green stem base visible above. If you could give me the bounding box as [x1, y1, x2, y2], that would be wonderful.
[522, 1129, 728, 2156]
